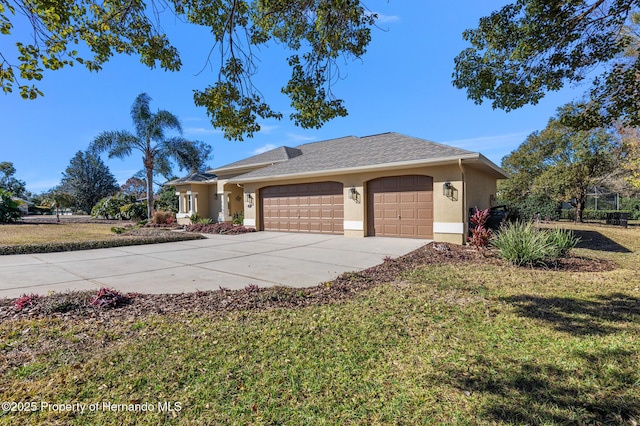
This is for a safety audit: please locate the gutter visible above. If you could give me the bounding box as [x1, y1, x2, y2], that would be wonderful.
[459, 158, 467, 243]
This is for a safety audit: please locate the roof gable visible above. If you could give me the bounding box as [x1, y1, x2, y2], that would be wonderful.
[210, 145, 303, 174]
[166, 172, 217, 185]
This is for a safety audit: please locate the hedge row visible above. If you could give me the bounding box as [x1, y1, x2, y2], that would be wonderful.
[561, 209, 636, 221]
[0, 233, 205, 255]
[185, 222, 257, 234]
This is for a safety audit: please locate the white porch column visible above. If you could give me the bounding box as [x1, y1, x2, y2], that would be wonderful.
[186, 191, 198, 214]
[224, 191, 232, 221]
[176, 192, 184, 214]
[218, 192, 226, 222]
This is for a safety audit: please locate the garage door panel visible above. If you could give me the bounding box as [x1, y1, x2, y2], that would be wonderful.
[417, 192, 433, 202]
[400, 193, 416, 203]
[417, 209, 432, 220]
[383, 193, 398, 203]
[383, 208, 398, 219]
[261, 182, 343, 234]
[368, 175, 433, 239]
[400, 209, 416, 219]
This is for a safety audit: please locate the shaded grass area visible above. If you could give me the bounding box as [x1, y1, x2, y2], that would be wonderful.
[0, 225, 639, 424]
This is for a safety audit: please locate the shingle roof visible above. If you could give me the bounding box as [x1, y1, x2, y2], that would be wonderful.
[230, 133, 482, 180]
[211, 146, 303, 173]
[165, 172, 217, 185]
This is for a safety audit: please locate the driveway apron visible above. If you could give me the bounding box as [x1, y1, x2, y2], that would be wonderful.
[0, 232, 431, 299]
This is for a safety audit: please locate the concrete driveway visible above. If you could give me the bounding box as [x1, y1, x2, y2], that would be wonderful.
[0, 232, 430, 299]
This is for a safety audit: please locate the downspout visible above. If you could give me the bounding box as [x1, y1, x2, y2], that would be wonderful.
[458, 159, 467, 244]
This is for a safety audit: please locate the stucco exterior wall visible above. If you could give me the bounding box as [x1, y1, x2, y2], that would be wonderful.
[174, 163, 501, 245]
[465, 166, 498, 212]
[208, 186, 221, 221]
[240, 164, 471, 242]
[174, 183, 213, 224]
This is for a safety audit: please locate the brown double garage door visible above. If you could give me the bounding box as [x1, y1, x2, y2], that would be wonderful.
[261, 182, 344, 234]
[260, 176, 433, 238]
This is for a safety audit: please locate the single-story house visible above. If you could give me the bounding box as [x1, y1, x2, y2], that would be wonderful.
[168, 132, 508, 244]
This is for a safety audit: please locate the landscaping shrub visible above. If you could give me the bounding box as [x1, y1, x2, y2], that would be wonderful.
[189, 212, 201, 224]
[92, 193, 146, 220]
[620, 197, 640, 220]
[468, 208, 492, 249]
[185, 222, 256, 235]
[152, 210, 175, 225]
[39, 291, 91, 314]
[492, 221, 578, 266]
[188, 212, 213, 225]
[0, 189, 21, 223]
[546, 227, 580, 257]
[506, 194, 562, 221]
[14, 293, 41, 311]
[581, 209, 632, 221]
[91, 288, 129, 309]
[120, 202, 147, 221]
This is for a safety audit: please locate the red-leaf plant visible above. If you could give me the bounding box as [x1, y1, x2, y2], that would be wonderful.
[91, 288, 128, 309]
[14, 293, 41, 311]
[468, 208, 492, 250]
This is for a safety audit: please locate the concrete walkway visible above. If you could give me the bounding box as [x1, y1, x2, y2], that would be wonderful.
[0, 232, 430, 299]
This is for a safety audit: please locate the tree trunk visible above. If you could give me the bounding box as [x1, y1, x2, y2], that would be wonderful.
[144, 151, 154, 221]
[576, 199, 584, 223]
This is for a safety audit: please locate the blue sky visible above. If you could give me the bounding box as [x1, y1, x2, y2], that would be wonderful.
[2, 1, 587, 194]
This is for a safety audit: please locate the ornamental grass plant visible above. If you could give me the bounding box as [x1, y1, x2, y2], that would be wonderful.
[492, 221, 579, 266]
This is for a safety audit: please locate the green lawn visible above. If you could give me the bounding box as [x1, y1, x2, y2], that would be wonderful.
[0, 222, 115, 245]
[1, 224, 639, 425]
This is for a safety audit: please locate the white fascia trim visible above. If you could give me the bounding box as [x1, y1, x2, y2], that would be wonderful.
[344, 220, 364, 231]
[244, 218, 256, 227]
[434, 222, 464, 234]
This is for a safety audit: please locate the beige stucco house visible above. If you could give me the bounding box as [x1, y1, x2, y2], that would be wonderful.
[169, 132, 507, 244]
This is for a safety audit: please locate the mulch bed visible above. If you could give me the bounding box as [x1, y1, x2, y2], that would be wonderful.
[0, 242, 617, 323]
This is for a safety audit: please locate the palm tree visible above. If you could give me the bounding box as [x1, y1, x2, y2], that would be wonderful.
[91, 93, 200, 220]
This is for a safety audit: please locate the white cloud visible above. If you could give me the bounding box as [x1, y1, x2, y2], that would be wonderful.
[258, 124, 279, 134]
[442, 131, 533, 165]
[443, 131, 531, 150]
[366, 11, 400, 24]
[185, 127, 222, 136]
[253, 144, 278, 155]
[375, 13, 400, 23]
[285, 133, 317, 143]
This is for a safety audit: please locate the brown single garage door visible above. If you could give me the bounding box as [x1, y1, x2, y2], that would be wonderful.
[367, 175, 433, 238]
[261, 182, 344, 234]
